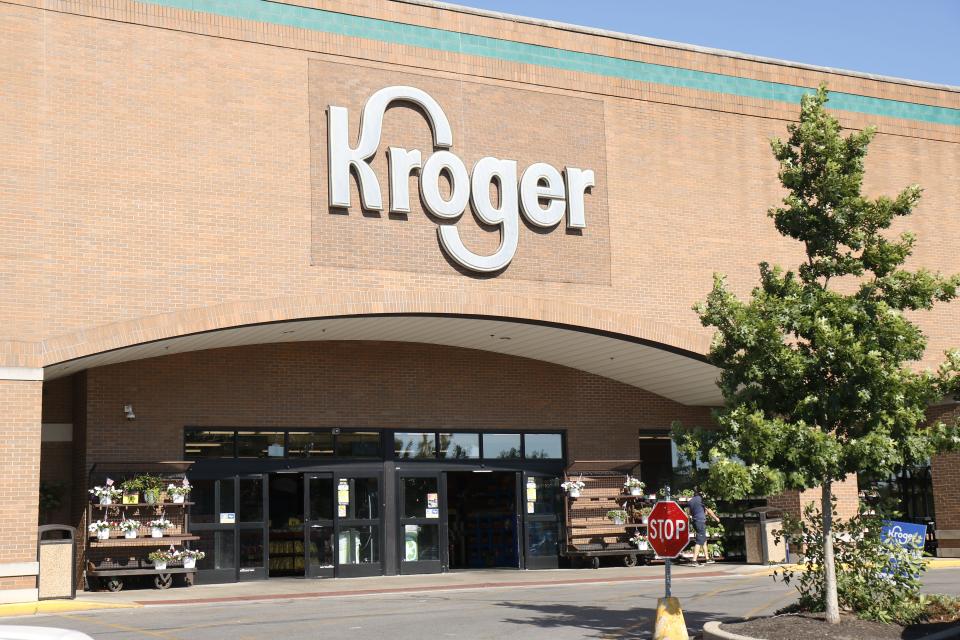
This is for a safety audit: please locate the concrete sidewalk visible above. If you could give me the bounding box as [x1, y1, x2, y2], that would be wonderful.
[3, 559, 957, 617]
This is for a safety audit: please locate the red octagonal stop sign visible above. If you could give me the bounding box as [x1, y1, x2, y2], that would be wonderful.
[647, 501, 691, 558]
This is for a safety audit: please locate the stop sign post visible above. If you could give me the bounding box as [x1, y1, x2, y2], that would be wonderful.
[648, 491, 690, 598]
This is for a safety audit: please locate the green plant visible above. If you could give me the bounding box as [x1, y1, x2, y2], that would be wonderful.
[775, 501, 927, 624]
[606, 509, 628, 522]
[39, 481, 64, 513]
[138, 475, 166, 493]
[120, 477, 142, 493]
[638, 506, 653, 517]
[674, 86, 960, 624]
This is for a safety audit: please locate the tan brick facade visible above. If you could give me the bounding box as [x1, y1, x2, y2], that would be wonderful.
[1, 0, 959, 593]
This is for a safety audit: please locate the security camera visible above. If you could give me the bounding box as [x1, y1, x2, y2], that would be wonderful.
[123, 405, 136, 421]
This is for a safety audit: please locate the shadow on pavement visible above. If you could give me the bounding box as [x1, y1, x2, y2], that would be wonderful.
[495, 600, 734, 638]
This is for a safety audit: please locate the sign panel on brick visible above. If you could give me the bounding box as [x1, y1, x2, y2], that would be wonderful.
[309, 60, 610, 283]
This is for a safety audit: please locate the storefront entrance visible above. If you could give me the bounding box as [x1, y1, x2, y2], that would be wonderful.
[188, 429, 565, 583]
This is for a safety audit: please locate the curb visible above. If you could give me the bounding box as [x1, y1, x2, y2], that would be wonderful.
[703, 620, 960, 640]
[0, 600, 140, 618]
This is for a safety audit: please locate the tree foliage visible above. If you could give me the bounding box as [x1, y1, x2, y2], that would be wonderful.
[675, 86, 960, 501]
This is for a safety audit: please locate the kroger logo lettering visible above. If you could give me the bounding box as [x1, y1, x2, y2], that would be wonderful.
[327, 86, 595, 273]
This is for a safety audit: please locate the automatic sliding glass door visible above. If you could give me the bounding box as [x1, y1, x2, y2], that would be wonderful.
[305, 473, 334, 578]
[334, 472, 383, 578]
[398, 471, 445, 574]
[522, 472, 561, 570]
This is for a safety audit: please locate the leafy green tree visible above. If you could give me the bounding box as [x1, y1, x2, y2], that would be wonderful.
[676, 86, 960, 624]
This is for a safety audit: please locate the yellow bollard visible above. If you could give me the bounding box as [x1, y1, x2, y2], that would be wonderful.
[653, 596, 688, 640]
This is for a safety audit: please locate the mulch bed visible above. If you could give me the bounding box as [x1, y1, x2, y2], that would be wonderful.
[719, 612, 959, 639]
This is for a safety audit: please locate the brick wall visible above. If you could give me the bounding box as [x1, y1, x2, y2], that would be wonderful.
[767, 474, 860, 523]
[0, 380, 42, 601]
[930, 404, 960, 556]
[81, 341, 712, 465]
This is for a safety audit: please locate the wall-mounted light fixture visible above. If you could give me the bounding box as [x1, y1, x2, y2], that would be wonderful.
[123, 404, 136, 421]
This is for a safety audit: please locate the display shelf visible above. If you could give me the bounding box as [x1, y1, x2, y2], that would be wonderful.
[88, 535, 200, 548]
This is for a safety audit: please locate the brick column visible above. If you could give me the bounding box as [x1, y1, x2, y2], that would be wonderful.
[767, 474, 860, 522]
[930, 403, 960, 557]
[0, 370, 43, 603]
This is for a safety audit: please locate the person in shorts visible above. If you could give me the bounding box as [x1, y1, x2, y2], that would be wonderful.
[687, 487, 720, 566]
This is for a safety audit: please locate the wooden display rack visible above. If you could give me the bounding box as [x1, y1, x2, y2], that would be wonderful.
[561, 460, 656, 568]
[85, 462, 198, 592]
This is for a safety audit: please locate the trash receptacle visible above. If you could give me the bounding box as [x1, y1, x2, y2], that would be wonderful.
[743, 507, 786, 565]
[37, 525, 76, 600]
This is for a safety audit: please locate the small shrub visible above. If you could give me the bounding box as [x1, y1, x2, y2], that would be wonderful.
[774, 500, 927, 624]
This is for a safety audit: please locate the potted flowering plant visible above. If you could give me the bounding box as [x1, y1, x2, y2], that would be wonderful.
[139, 475, 165, 505]
[638, 506, 653, 525]
[167, 479, 192, 504]
[148, 518, 173, 538]
[148, 547, 177, 571]
[88, 520, 113, 540]
[606, 509, 629, 526]
[120, 478, 141, 504]
[630, 531, 649, 551]
[561, 478, 585, 498]
[89, 479, 122, 505]
[178, 548, 206, 569]
[623, 476, 645, 496]
[118, 519, 141, 539]
[677, 489, 694, 503]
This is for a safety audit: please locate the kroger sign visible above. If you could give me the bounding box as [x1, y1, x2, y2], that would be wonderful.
[327, 86, 596, 273]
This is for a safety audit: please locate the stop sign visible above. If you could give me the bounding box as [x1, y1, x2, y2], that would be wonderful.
[647, 501, 690, 558]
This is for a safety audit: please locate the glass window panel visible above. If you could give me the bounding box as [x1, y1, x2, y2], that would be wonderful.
[236, 431, 285, 458]
[190, 479, 216, 524]
[195, 530, 235, 570]
[394, 432, 437, 459]
[439, 433, 480, 459]
[347, 477, 379, 520]
[402, 477, 438, 519]
[309, 476, 333, 521]
[524, 433, 563, 459]
[239, 529, 265, 569]
[336, 431, 381, 458]
[308, 525, 334, 568]
[403, 524, 440, 562]
[527, 521, 559, 557]
[527, 476, 561, 515]
[288, 431, 334, 458]
[337, 526, 379, 565]
[220, 478, 235, 520]
[184, 430, 235, 459]
[239, 478, 263, 522]
[482, 433, 521, 460]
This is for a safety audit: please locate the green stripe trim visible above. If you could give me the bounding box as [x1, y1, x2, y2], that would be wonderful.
[145, 0, 959, 127]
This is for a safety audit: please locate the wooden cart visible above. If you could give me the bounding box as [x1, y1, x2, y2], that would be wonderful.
[84, 462, 198, 592]
[562, 460, 656, 569]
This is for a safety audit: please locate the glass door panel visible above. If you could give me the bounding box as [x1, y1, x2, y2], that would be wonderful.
[522, 473, 561, 569]
[398, 472, 445, 574]
[238, 475, 267, 580]
[306, 474, 334, 578]
[335, 473, 383, 577]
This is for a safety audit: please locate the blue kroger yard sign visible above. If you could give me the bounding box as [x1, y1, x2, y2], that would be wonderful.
[881, 520, 926, 577]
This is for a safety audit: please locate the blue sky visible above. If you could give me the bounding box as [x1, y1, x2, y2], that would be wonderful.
[454, 1, 959, 87]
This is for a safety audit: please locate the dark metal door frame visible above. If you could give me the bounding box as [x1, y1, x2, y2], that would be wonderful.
[396, 468, 446, 574]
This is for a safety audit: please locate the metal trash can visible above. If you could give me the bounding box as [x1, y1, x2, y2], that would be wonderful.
[37, 525, 77, 600]
[743, 507, 787, 565]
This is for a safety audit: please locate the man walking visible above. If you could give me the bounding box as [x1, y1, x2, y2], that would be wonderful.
[688, 487, 720, 566]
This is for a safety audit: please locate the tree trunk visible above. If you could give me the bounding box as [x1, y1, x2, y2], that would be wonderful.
[822, 481, 840, 624]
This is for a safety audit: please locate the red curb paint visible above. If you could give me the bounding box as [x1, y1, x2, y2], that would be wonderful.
[133, 571, 728, 606]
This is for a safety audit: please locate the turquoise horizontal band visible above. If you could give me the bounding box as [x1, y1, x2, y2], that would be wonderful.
[146, 0, 959, 127]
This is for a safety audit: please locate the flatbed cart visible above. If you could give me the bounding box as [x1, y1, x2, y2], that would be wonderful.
[561, 460, 657, 569]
